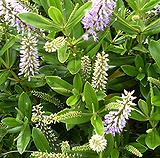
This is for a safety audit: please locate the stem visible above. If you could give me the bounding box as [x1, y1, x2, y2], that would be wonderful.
[112, 31, 122, 43]
[99, 152, 103, 158]
[0, 150, 33, 157]
[0, 57, 9, 69]
[10, 70, 20, 82]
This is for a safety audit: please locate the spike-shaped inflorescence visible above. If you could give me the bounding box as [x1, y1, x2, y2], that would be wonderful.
[81, 55, 92, 81]
[104, 90, 136, 136]
[0, 0, 34, 34]
[32, 104, 59, 151]
[82, 0, 116, 41]
[19, 33, 40, 81]
[91, 51, 109, 91]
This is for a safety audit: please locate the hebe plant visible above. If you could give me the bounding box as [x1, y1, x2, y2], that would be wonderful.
[0, 0, 160, 157]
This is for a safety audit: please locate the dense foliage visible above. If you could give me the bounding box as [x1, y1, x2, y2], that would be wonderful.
[0, 0, 160, 157]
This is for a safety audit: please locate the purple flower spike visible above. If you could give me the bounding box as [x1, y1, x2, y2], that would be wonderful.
[82, 0, 116, 41]
[104, 90, 136, 136]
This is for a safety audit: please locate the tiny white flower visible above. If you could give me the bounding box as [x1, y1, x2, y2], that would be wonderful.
[89, 134, 107, 153]
[44, 36, 66, 53]
[92, 51, 109, 91]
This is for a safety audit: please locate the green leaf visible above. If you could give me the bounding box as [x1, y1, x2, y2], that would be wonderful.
[108, 76, 136, 91]
[57, 44, 69, 63]
[40, 0, 49, 14]
[0, 127, 7, 142]
[46, 76, 73, 96]
[143, 18, 160, 35]
[32, 127, 51, 152]
[47, 0, 62, 12]
[149, 40, 160, 70]
[2, 117, 23, 127]
[63, 0, 74, 20]
[84, 82, 99, 112]
[113, 13, 139, 34]
[125, 0, 138, 11]
[110, 148, 120, 158]
[150, 110, 160, 120]
[48, 6, 64, 27]
[151, 95, 160, 106]
[141, 0, 160, 12]
[136, 73, 145, 81]
[0, 71, 9, 86]
[32, 0, 41, 5]
[130, 108, 148, 121]
[18, 92, 32, 119]
[104, 134, 114, 156]
[131, 142, 148, 154]
[66, 95, 80, 106]
[21, 75, 46, 88]
[66, 2, 92, 29]
[145, 129, 160, 150]
[87, 30, 109, 58]
[135, 55, 144, 69]
[67, 58, 81, 75]
[121, 65, 138, 77]
[91, 115, 104, 136]
[17, 124, 31, 154]
[18, 12, 60, 31]
[0, 36, 16, 56]
[138, 99, 149, 116]
[73, 73, 83, 93]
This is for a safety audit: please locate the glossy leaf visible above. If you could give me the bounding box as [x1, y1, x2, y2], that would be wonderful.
[135, 55, 144, 69]
[66, 95, 80, 106]
[0, 36, 16, 56]
[91, 115, 104, 136]
[121, 65, 138, 77]
[48, 6, 64, 27]
[84, 82, 99, 112]
[73, 73, 83, 92]
[47, 0, 62, 12]
[57, 44, 69, 63]
[32, 127, 51, 152]
[149, 40, 160, 69]
[2, 117, 23, 127]
[143, 18, 160, 35]
[67, 58, 81, 75]
[0, 71, 9, 86]
[18, 92, 32, 119]
[66, 2, 92, 29]
[113, 13, 139, 34]
[46, 76, 73, 96]
[145, 129, 160, 150]
[40, 0, 49, 13]
[17, 124, 31, 154]
[130, 108, 148, 121]
[138, 99, 149, 116]
[110, 148, 120, 158]
[18, 12, 60, 31]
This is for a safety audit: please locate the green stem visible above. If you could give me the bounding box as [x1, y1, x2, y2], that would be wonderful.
[10, 70, 20, 82]
[99, 152, 103, 158]
[0, 57, 9, 69]
[0, 150, 33, 157]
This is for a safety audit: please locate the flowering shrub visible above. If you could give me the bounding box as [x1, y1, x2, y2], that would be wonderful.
[0, 0, 160, 158]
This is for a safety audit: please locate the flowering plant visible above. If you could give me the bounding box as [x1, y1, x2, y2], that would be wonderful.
[0, 0, 160, 158]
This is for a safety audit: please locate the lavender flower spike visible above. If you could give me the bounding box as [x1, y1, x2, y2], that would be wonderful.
[104, 90, 136, 136]
[0, 0, 34, 34]
[19, 34, 40, 81]
[82, 0, 116, 41]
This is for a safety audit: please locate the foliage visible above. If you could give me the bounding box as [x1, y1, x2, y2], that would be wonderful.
[0, 0, 160, 158]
